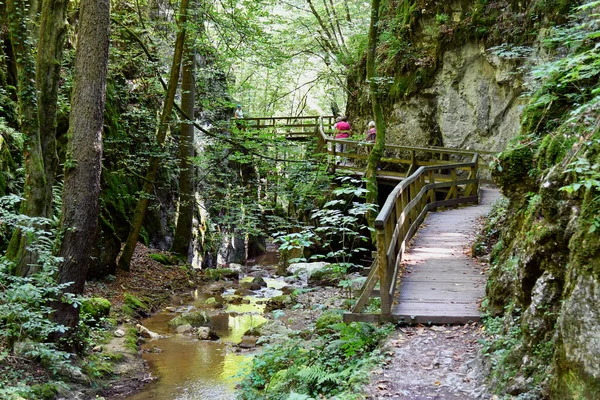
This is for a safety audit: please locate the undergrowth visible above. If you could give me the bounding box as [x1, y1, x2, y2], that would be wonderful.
[238, 317, 393, 400]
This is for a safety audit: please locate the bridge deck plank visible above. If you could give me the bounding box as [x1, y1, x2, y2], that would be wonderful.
[388, 187, 500, 324]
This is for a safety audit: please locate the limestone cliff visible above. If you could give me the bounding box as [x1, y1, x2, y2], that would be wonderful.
[345, 0, 571, 151]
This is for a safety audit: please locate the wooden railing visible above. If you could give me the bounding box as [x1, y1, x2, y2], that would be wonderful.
[317, 117, 482, 318]
[316, 116, 491, 177]
[351, 156, 480, 317]
[243, 115, 336, 140]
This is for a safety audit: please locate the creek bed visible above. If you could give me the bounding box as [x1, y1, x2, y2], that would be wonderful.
[124, 276, 285, 400]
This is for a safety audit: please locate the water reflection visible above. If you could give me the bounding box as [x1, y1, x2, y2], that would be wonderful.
[123, 274, 285, 400]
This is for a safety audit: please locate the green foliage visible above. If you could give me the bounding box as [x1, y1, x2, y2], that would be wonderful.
[314, 310, 343, 334]
[491, 144, 535, 190]
[239, 319, 392, 399]
[124, 327, 139, 352]
[274, 177, 376, 272]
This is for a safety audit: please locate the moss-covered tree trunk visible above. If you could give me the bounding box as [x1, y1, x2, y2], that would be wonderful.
[172, 46, 195, 257]
[364, 0, 385, 233]
[118, 0, 189, 271]
[36, 0, 69, 217]
[53, 0, 110, 345]
[5, 0, 47, 274]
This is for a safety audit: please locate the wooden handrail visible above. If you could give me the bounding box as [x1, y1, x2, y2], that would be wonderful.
[352, 157, 480, 316]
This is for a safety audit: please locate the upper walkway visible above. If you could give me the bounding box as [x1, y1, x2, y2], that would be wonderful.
[245, 115, 500, 324]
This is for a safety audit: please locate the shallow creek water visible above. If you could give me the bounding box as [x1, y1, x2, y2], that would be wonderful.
[125, 276, 287, 400]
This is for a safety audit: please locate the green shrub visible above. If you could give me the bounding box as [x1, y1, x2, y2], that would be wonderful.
[239, 320, 392, 399]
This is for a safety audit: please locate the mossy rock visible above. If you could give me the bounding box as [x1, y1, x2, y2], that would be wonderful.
[315, 310, 344, 334]
[81, 297, 111, 321]
[203, 268, 239, 281]
[168, 310, 210, 327]
[264, 295, 294, 313]
[122, 293, 149, 317]
[149, 253, 180, 265]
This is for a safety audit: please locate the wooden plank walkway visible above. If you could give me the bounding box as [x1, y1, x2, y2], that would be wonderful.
[390, 187, 501, 324]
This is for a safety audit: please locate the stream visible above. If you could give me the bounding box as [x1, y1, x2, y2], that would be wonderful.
[125, 270, 287, 400]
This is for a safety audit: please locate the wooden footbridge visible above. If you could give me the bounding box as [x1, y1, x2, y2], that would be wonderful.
[245, 115, 499, 324]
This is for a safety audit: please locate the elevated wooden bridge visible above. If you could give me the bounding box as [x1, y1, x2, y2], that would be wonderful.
[245, 115, 499, 324]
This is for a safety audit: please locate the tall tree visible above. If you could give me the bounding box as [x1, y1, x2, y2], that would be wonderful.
[118, 0, 190, 271]
[5, 0, 47, 274]
[172, 46, 196, 257]
[5, 0, 69, 276]
[36, 0, 70, 218]
[364, 0, 385, 230]
[53, 0, 110, 344]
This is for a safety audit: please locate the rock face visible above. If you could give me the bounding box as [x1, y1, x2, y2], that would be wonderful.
[407, 43, 521, 152]
[348, 41, 523, 155]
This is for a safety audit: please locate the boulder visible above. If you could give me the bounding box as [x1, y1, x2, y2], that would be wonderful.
[197, 327, 219, 341]
[176, 324, 195, 334]
[288, 262, 330, 280]
[169, 310, 210, 327]
[239, 335, 259, 349]
[137, 324, 161, 339]
[240, 281, 262, 291]
[251, 276, 268, 287]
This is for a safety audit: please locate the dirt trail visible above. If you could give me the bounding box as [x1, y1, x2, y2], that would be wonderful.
[364, 323, 491, 399]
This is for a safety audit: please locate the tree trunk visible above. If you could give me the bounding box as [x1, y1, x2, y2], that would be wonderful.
[118, 0, 189, 271]
[52, 0, 110, 346]
[365, 0, 385, 237]
[5, 0, 47, 275]
[37, 0, 70, 218]
[172, 46, 195, 257]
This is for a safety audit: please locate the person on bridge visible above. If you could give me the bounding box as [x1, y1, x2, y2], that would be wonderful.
[234, 104, 244, 119]
[334, 116, 352, 164]
[366, 120, 376, 143]
[234, 104, 245, 130]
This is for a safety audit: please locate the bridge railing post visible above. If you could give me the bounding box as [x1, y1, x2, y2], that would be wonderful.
[377, 228, 392, 315]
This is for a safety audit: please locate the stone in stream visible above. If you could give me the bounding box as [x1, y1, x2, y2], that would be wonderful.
[240, 281, 262, 291]
[137, 324, 161, 339]
[280, 286, 295, 295]
[251, 276, 268, 287]
[264, 295, 294, 313]
[229, 263, 244, 271]
[165, 306, 177, 312]
[197, 327, 219, 341]
[288, 262, 330, 281]
[248, 270, 269, 278]
[239, 335, 259, 349]
[176, 324, 195, 334]
[206, 282, 226, 295]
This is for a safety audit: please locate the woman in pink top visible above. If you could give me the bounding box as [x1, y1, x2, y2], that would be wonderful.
[334, 116, 352, 165]
[334, 116, 351, 139]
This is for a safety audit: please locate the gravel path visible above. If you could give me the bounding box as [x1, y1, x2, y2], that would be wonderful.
[364, 324, 491, 399]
